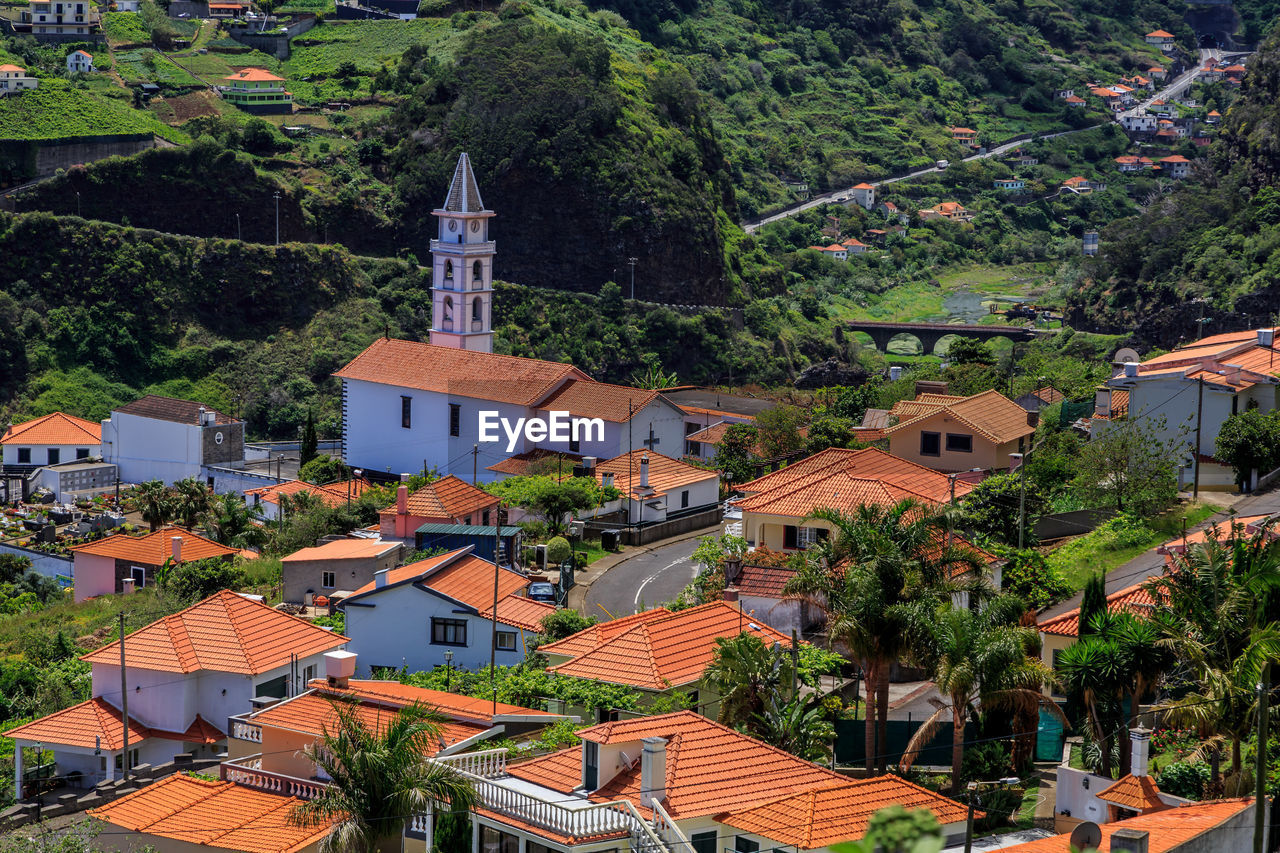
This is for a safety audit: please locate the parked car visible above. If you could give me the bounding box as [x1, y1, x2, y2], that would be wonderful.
[528, 582, 557, 603]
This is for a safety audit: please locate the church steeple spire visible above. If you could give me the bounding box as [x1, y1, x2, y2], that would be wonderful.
[429, 152, 496, 353]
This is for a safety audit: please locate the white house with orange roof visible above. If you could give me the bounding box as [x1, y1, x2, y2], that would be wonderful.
[221, 67, 292, 113]
[65, 49, 93, 73]
[1, 411, 100, 469]
[0, 63, 37, 93]
[951, 126, 978, 146]
[1093, 328, 1280, 489]
[849, 181, 875, 209]
[588, 450, 720, 528]
[6, 590, 348, 798]
[1160, 154, 1191, 178]
[999, 795, 1254, 853]
[70, 525, 243, 602]
[244, 476, 374, 522]
[1145, 28, 1176, 49]
[339, 546, 554, 675]
[419, 710, 972, 853]
[807, 243, 848, 260]
[882, 389, 1036, 473]
[280, 536, 404, 604]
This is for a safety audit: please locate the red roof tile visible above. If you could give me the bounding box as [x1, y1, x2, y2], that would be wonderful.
[736, 447, 971, 502]
[998, 798, 1253, 853]
[885, 389, 1035, 445]
[379, 475, 495, 522]
[90, 774, 333, 853]
[70, 526, 237, 566]
[1098, 773, 1168, 812]
[536, 379, 661, 423]
[5, 697, 150, 750]
[251, 692, 489, 749]
[1039, 580, 1158, 636]
[245, 478, 374, 509]
[280, 538, 401, 562]
[595, 450, 717, 499]
[335, 338, 588, 406]
[81, 590, 349, 674]
[1, 412, 100, 446]
[224, 67, 283, 82]
[307, 679, 557, 721]
[539, 609, 673, 659]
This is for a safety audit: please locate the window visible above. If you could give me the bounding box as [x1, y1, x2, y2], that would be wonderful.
[569, 434, 580, 453]
[691, 831, 717, 853]
[783, 525, 798, 550]
[16, 448, 29, 464]
[431, 617, 467, 646]
[735, 838, 760, 853]
[401, 396, 412, 429]
[496, 631, 517, 651]
[130, 566, 146, 588]
[114, 749, 139, 771]
[76, 448, 89, 459]
[945, 433, 973, 453]
[302, 664, 316, 683]
[255, 674, 288, 699]
[480, 826, 518, 853]
[797, 527, 827, 549]
[681, 490, 689, 509]
[920, 431, 941, 457]
[482, 509, 490, 527]
[322, 571, 336, 588]
[449, 404, 461, 438]
[584, 740, 599, 789]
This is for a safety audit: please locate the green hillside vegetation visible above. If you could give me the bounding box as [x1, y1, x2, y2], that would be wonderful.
[1071, 26, 1280, 347]
[0, 80, 184, 141]
[101, 10, 151, 46]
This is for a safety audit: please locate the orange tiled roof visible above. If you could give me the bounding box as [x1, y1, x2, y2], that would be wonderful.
[509, 711, 848, 819]
[410, 552, 527, 610]
[90, 774, 333, 853]
[547, 601, 790, 689]
[245, 478, 374, 509]
[1039, 580, 1158, 636]
[540, 608, 673, 659]
[735, 471, 948, 518]
[1146, 29, 1174, 37]
[1157, 515, 1274, 556]
[1162, 155, 1190, 163]
[736, 447, 972, 501]
[851, 182, 875, 189]
[687, 421, 734, 445]
[736, 564, 796, 598]
[344, 548, 461, 595]
[250, 691, 489, 749]
[485, 449, 581, 476]
[70, 526, 237, 565]
[307, 678, 558, 721]
[1097, 773, 1169, 812]
[536, 379, 660, 423]
[224, 67, 283, 82]
[0, 64, 25, 73]
[280, 538, 401, 562]
[998, 798, 1252, 853]
[488, 594, 557, 633]
[886, 389, 1035, 445]
[334, 338, 588, 406]
[81, 590, 349, 674]
[379, 475, 495, 521]
[718, 776, 971, 845]
[595, 450, 716, 499]
[4, 697, 149, 750]
[0, 411, 100, 446]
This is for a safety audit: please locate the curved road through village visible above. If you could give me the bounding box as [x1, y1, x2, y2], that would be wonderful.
[742, 49, 1241, 234]
[582, 538, 702, 619]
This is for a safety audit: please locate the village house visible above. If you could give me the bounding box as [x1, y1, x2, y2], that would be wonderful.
[807, 243, 848, 260]
[661, 386, 774, 453]
[1093, 328, 1280, 489]
[1014, 386, 1065, 413]
[70, 525, 242, 602]
[339, 546, 554, 675]
[1006, 150, 1040, 168]
[1114, 155, 1155, 172]
[1005, 795, 1253, 853]
[244, 476, 375, 522]
[1063, 94, 1086, 107]
[883, 388, 1036, 474]
[1054, 88, 1075, 99]
[849, 181, 875, 210]
[416, 710, 973, 853]
[27, 0, 100, 38]
[1120, 112, 1158, 133]
[919, 201, 970, 222]
[1223, 63, 1246, 82]
[1206, 109, 1221, 124]
[684, 419, 743, 461]
[841, 237, 868, 254]
[280, 537, 404, 605]
[1145, 28, 1176, 50]
[1061, 176, 1106, 194]
[1148, 65, 1167, 81]
[876, 200, 909, 224]
[65, 48, 93, 72]
[1122, 74, 1153, 90]
[0, 411, 100, 470]
[378, 474, 496, 539]
[993, 178, 1026, 192]
[542, 602, 790, 708]
[221, 67, 293, 114]
[950, 126, 978, 147]
[0, 63, 37, 93]
[589, 450, 720, 532]
[1160, 154, 1192, 178]
[100, 394, 246, 488]
[1089, 87, 1122, 109]
[7, 590, 348, 798]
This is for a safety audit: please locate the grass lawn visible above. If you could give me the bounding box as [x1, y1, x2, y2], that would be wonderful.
[0, 79, 186, 142]
[574, 539, 611, 566]
[1014, 785, 1042, 830]
[1047, 502, 1219, 591]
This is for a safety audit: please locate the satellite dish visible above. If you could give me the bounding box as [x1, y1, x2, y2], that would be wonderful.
[1114, 347, 1140, 364]
[1070, 821, 1103, 850]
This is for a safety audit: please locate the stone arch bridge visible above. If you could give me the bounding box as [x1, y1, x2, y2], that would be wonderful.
[847, 321, 1045, 355]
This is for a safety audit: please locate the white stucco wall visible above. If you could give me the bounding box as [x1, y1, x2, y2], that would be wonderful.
[2, 442, 98, 466]
[343, 583, 532, 675]
[101, 412, 201, 485]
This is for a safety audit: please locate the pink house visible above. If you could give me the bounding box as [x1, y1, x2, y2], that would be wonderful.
[379, 475, 498, 539]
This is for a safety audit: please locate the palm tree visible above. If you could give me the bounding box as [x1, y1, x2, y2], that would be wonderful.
[203, 492, 267, 550]
[1108, 612, 1175, 772]
[290, 700, 477, 853]
[134, 480, 174, 532]
[785, 499, 984, 775]
[1054, 627, 1126, 778]
[751, 694, 835, 763]
[901, 594, 1062, 792]
[702, 632, 793, 728]
[173, 477, 213, 529]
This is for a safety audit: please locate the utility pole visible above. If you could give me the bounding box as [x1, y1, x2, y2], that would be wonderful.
[472, 444, 479, 485]
[1254, 663, 1269, 853]
[118, 613, 130, 781]
[490, 500, 501, 716]
[790, 628, 799, 701]
[627, 257, 638, 300]
[236, 212, 241, 242]
[1017, 454, 1028, 550]
[273, 191, 281, 246]
[1193, 376, 1204, 500]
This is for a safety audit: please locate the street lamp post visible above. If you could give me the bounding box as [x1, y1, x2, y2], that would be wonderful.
[444, 649, 454, 692]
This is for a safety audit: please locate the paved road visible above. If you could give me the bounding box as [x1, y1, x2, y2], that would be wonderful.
[583, 538, 702, 618]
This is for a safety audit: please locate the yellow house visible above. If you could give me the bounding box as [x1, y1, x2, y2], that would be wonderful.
[883, 389, 1036, 474]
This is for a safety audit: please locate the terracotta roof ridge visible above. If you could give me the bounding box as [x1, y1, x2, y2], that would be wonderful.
[219, 592, 258, 672]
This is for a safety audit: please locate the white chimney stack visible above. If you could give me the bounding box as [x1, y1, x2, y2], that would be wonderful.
[171, 536, 183, 562]
[640, 736, 667, 807]
[374, 568, 388, 589]
[1123, 362, 1138, 378]
[1258, 328, 1275, 348]
[1130, 725, 1151, 777]
[640, 455, 650, 489]
[324, 650, 357, 689]
[582, 456, 596, 470]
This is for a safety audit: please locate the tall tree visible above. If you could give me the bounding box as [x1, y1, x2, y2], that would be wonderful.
[290, 700, 478, 853]
[1071, 415, 1180, 515]
[173, 477, 213, 529]
[301, 408, 319, 468]
[702, 632, 794, 728]
[134, 479, 174, 532]
[1078, 572, 1106, 638]
[203, 492, 267, 550]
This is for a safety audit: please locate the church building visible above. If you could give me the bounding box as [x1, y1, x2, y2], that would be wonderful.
[335, 154, 687, 481]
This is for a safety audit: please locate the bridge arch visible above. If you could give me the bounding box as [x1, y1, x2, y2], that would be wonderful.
[886, 332, 925, 356]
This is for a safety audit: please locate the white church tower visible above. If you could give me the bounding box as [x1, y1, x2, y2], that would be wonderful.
[429, 152, 495, 353]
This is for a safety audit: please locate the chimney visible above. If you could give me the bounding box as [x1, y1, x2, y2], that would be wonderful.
[1123, 362, 1138, 378]
[1130, 725, 1151, 777]
[121, 577, 135, 595]
[889, 365, 903, 381]
[639, 455, 650, 489]
[1259, 328, 1276, 348]
[198, 405, 207, 426]
[171, 536, 183, 562]
[374, 568, 388, 589]
[1026, 410, 1040, 428]
[396, 485, 408, 515]
[723, 587, 739, 603]
[324, 650, 357, 689]
[640, 737, 667, 807]
[1110, 829, 1149, 853]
